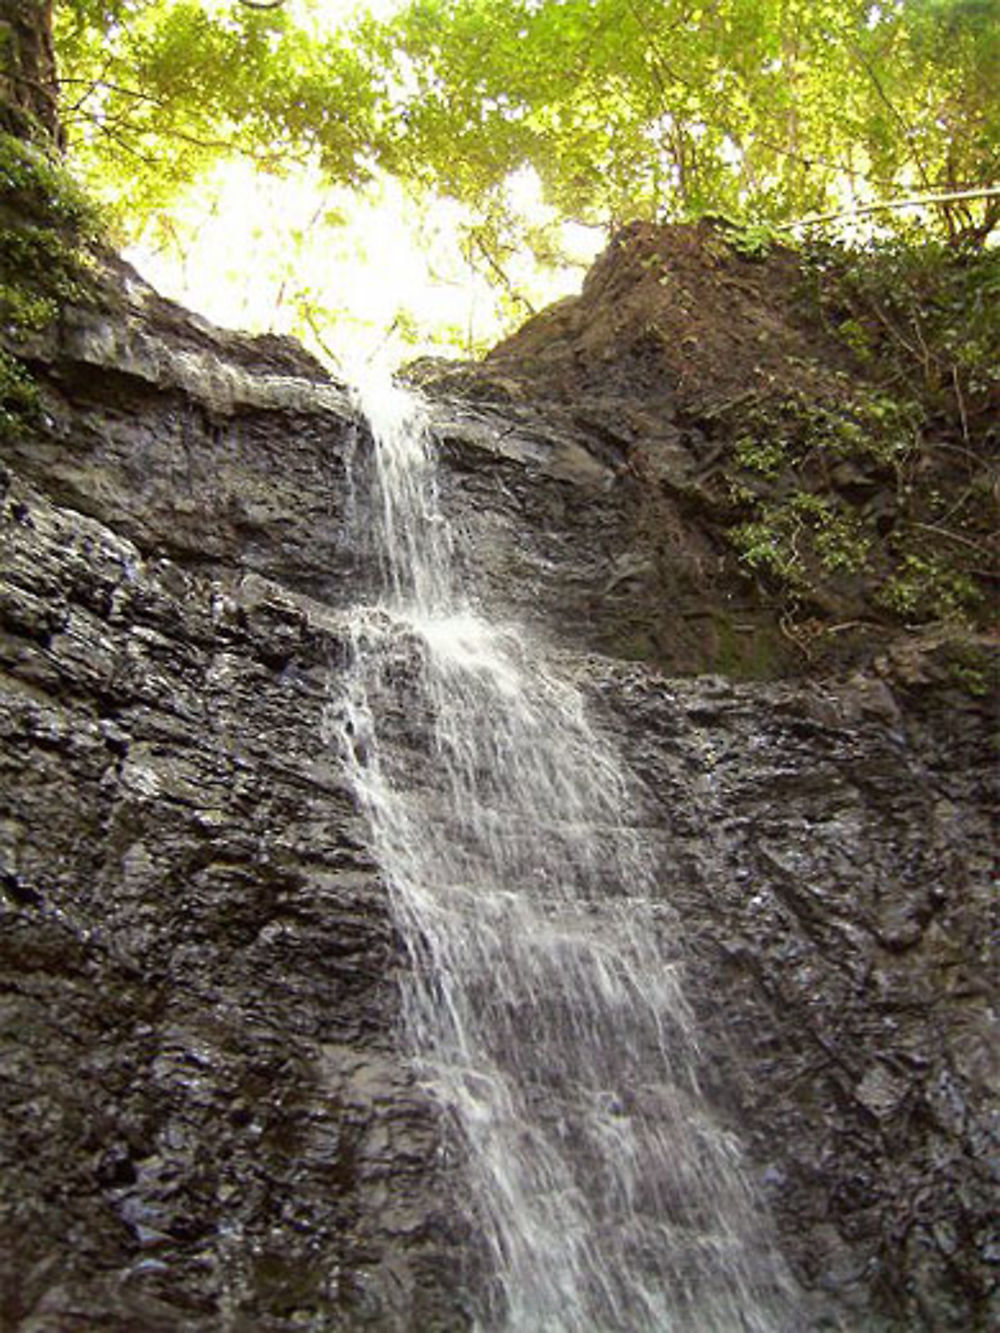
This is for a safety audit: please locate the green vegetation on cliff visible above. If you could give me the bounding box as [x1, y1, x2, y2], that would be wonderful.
[0, 127, 105, 447]
[0, 131, 100, 331]
[710, 234, 998, 646]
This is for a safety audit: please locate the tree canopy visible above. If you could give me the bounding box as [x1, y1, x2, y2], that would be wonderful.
[0, 0, 988, 361]
[54, 1, 382, 219]
[1, 0, 997, 357]
[393, 0, 1000, 240]
[51, 0, 1000, 249]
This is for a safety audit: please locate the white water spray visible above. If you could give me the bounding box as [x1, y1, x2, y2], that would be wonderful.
[333, 377, 792, 1330]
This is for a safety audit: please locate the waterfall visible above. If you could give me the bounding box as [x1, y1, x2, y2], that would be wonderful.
[332, 377, 792, 1331]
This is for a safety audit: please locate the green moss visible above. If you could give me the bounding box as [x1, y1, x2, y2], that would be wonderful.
[0, 131, 104, 441]
[0, 129, 102, 334]
[607, 624, 658, 663]
[0, 221, 96, 333]
[710, 612, 782, 679]
[0, 348, 42, 443]
[0, 134, 100, 234]
[0, 283, 57, 333]
[942, 640, 996, 698]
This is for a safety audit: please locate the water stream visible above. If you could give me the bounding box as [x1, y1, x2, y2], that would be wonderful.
[333, 378, 791, 1331]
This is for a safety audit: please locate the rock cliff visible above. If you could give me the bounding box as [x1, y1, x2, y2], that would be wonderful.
[1, 234, 997, 1330]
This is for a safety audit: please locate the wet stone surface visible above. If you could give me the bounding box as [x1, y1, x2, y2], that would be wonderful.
[0, 449, 471, 1328]
[589, 665, 998, 1330]
[0, 256, 997, 1329]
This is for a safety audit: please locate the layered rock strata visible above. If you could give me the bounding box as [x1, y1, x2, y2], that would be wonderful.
[0, 258, 996, 1330]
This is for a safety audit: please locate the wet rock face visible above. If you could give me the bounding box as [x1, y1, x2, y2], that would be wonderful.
[594, 667, 998, 1330]
[1, 279, 473, 1330]
[415, 395, 787, 677]
[0, 472, 470, 1330]
[0, 260, 997, 1330]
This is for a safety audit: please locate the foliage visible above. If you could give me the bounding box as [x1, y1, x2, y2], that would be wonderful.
[941, 638, 995, 696]
[47, 0, 1000, 263]
[812, 238, 1000, 440]
[731, 388, 921, 477]
[876, 552, 981, 620]
[364, 0, 1000, 246]
[54, 0, 382, 230]
[0, 130, 100, 335]
[0, 348, 42, 442]
[0, 222, 94, 331]
[728, 223, 782, 260]
[0, 128, 102, 443]
[717, 262, 997, 631]
[732, 491, 872, 586]
[0, 131, 97, 231]
[814, 239, 998, 626]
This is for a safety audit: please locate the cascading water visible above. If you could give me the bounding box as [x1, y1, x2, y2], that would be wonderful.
[332, 377, 793, 1331]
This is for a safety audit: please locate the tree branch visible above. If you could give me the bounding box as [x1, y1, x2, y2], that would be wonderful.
[469, 233, 536, 315]
[59, 75, 167, 108]
[849, 39, 934, 194]
[907, 522, 997, 560]
[777, 185, 1000, 233]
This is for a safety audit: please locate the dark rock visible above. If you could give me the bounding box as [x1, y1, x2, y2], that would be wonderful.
[586, 663, 998, 1330]
[0, 239, 996, 1330]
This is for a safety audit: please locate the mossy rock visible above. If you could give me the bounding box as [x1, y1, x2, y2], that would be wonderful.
[0, 129, 104, 439]
[0, 133, 97, 233]
[0, 346, 41, 442]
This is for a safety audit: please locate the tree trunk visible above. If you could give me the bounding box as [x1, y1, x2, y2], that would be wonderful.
[0, 0, 61, 146]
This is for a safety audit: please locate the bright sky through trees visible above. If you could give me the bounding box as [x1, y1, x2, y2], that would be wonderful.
[53, 0, 1000, 368]
[113, 0, 600, 370]
[102, 0, 605, 369]
[126, 159, 601, 373]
